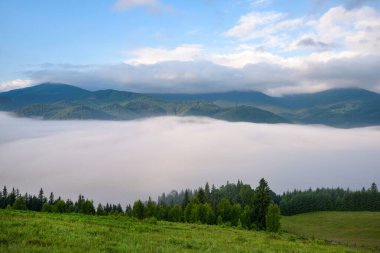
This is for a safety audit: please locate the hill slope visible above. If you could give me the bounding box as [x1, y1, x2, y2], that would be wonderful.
[282, 211, 380, 251]
[0, 210, 362, 253]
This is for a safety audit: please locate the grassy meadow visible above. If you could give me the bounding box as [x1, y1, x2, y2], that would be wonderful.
[0, 209, 375, 253]
[282, 211, 380, 252]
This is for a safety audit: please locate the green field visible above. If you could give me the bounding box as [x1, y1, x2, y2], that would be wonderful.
[0, 210, 369, 253]
[282, 211, 380, 252]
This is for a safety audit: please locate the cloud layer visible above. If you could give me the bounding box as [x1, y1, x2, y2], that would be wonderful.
[0, 112, 379, 204]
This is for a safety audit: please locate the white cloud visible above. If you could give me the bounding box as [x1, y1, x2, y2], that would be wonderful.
[0, 79, 33, 92]
[225, 11, 285, 38]
[113, 0, 171, 12]
[124, 44, 203, 65]
[315, 6, 380, 53]
[225, 11, 305, 51]
[226, 5, 380, 54]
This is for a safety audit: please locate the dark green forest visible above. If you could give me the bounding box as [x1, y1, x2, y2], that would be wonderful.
[1, 180, 379, 233]
[280, 183, 380, 215]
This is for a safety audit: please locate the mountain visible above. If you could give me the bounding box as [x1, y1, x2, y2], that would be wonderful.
[150, 91, 276, 106]
[0, 83, 91, 110]
[1, 83, 379, 127]
[153, 88, 380, 127]
[277, 88, 380, 127]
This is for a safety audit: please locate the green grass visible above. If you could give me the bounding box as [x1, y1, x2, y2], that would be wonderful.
[0, 210, 366, 253]
[282, 211, 380, 252]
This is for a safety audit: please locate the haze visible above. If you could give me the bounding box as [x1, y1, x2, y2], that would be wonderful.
[0, 112, 379, 205]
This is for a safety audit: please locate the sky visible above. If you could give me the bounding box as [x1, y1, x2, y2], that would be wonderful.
[1, 0, 380, 95]
[1, 112, 379, 204]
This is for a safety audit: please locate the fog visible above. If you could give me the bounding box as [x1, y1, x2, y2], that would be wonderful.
[0, 112, 379, 205]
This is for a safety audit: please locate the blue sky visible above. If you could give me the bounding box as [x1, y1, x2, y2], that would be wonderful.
[1, 0, 380, 94]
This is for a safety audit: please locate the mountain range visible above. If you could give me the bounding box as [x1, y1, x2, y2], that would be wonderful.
[1, 83, 379, 128]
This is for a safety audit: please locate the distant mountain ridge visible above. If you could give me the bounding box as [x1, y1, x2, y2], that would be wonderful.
[1, 83, 379, 127]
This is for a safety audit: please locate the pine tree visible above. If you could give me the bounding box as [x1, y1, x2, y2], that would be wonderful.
[182, 190, 190, 210]
[197, 188, 206, 204]
[205, 182, 211, 203]
[38, 188, 45, 211]
[253, 178, 271, 230]
[370, 182, 378, 192]
[49, 192, 55, 205]
[2, 186, 7, 199]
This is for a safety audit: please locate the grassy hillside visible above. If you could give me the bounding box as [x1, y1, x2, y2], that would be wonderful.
[282, 211, 380, 251]
[0, 210, 364, 253]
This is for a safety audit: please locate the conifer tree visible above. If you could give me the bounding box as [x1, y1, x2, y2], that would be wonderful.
[197, 188, 206, 204]
[182, 190, 190, 210]
[253, 178, 271, 230]
[205, 182, 211, 203]
[132, 200, 145, 219]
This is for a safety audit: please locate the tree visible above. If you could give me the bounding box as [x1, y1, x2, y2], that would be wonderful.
[54, 200, 67, 213]
[197, 188, 206, 204]
[195, 203, 208, 223]
[184, 202, 194, 223]
[97, 204, 106, 215]
[230, 203, 242, 226]
[133, 200, 145, 219]
[266, 204, 281, 232]
[168, 205, 183, 222]
[49, 192, 55, 205]
[38, 188, 45, 211]
[41, 203, 52, 212]
[217, 198, 232, 223]
[182, 190, 190, 210]
[81, 200, 95, 214]
[253, 178, 271, 230]
[241, 205, 252, 229]
[370, 182, 378, 193]
[2, 186, 7, 199]
[145, 197, 157, 218]
[65, 199, 75, 212]
[205, 183, 211, 203]
[204, 203, 215, 224]
[239, 185, 254, 207]
[13, 197, 27, 210]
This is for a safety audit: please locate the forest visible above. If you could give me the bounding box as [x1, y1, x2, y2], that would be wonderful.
[1, 179, 379, 233]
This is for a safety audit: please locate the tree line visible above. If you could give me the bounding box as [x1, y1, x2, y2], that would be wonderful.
[2, 180, 378, 231]
[0, 178, 281, 232]
[280, 183, 380, 215]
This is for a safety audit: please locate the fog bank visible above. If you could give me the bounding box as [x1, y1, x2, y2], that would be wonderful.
[0, 112, 379, 205]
